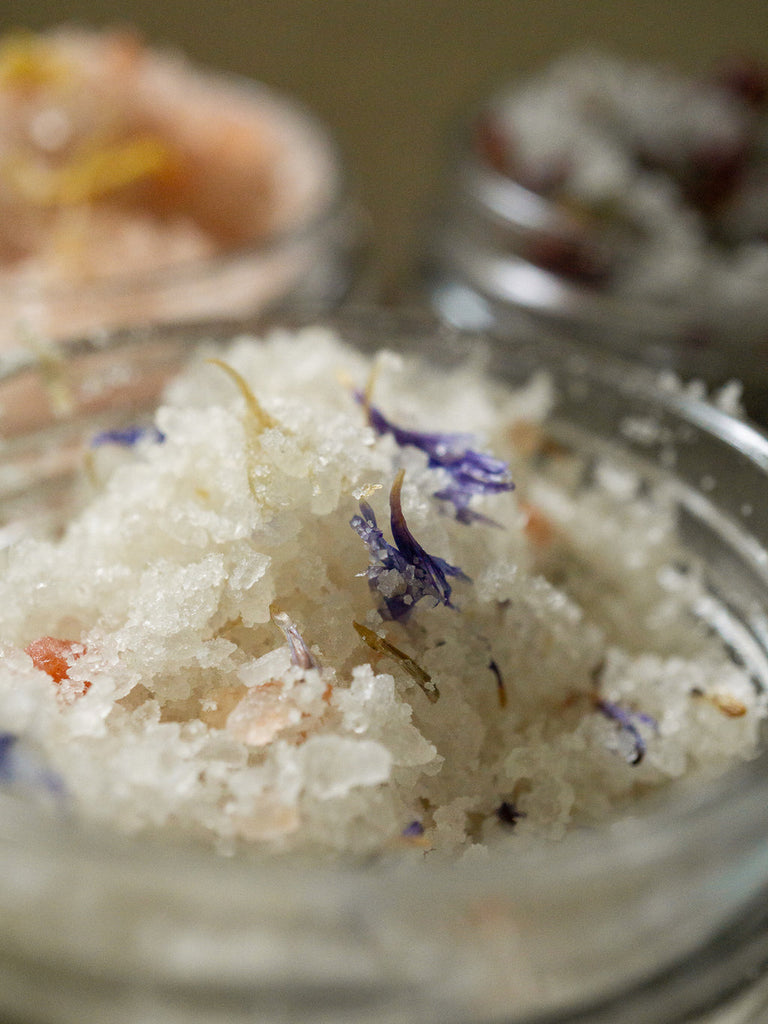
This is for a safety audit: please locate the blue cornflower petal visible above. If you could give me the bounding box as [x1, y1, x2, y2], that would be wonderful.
[358, 394, 514, 523]
[388, 470, 469, 609]
[91, 425, 166, 448]
[596, 699, 658, 765]
[0, 730, 64, 796]
[402, 820, 425, 837]
[350, 501, 408, 572]
[0, 732, 17, 783]
[350, 471, 470, 620]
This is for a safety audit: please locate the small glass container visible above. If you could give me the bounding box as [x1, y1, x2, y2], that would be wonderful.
[423, 54, 768, 421]
[0, 28, 365, 352]
[2, 310, 768, 1023]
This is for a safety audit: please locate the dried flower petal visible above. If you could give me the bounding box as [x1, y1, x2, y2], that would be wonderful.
[402, 819, 424, 837]
[91, 425, 166, 447]
[271, 609, 320, 670]
[0, 731, 63, 796]
[388, 469, 469, 599]
[596, 698, 657, 765]
[0, 732, 16, 782]
[351, 470, 469, 620]
[359, 394, 514, 523]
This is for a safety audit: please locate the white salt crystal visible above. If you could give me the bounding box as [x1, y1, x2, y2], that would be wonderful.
[301, 736, 392, 800]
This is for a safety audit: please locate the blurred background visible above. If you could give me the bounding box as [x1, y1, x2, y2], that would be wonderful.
[6, 0, 768, 298]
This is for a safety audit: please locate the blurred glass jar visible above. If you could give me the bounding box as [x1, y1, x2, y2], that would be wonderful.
[0, 28, 364, 352]
[2, 310, 768, 1023]
[424, 53, 768, 421]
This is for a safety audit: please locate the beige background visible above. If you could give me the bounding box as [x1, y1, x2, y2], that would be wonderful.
[6, 1, 768, 297]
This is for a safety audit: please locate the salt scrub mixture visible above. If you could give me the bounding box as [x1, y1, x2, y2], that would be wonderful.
[478, 52, 768, 310]
[0, 326, 764, 857]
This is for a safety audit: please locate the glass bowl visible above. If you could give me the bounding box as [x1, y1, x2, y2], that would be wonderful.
[0, 28, 365, 353]
[423, 58, 768, 422]
[2, 310, 768, 1024]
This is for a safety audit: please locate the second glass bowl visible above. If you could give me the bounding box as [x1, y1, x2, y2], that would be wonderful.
[424, 55, 768, 421]
[0, 28, 365, 353]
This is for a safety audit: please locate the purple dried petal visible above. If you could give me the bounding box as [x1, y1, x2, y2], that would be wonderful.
[0, 731, 64, 796]
[350, 471, 469, 621]
[402, 820, 425, 837]
[350, 500, 415, 620]
[350, 501, 408, 572]
[596, 699, 657, 765]
[91, 425, 165, 448]
[364, 399, 475, 463]
[358, 394, 514, 523]
[388, 470, 469, 608]
[0, 732, 16, 783]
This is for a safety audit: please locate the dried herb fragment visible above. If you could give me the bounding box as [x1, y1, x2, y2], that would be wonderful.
[714, 57, 768, 107]
[208, 358, 277, 431]
[353, 620, 438, 702]
[488, 657, 508, 708]
[351, 470, 469, 621]
[358, 393, 514, 524]
[690, 687, 747, 718]
[208, 358, 278, 496]
[473, 113, 514, 176]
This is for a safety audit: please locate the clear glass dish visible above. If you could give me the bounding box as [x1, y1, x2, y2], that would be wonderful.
[2, 310, 768, 1024]
[0, 29, 365, 352]
[423, 93, 768, 422]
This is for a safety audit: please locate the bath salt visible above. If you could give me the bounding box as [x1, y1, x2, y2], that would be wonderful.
[0, 28, 340, 344]
[0, 325, 764, 857]
[478, 52, 768, 315]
